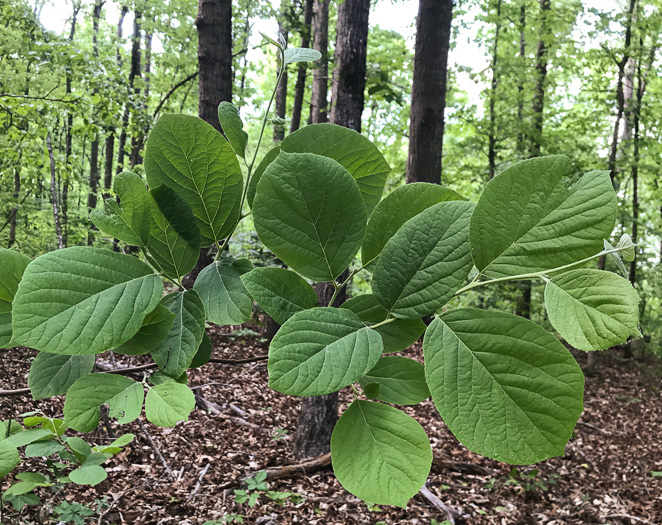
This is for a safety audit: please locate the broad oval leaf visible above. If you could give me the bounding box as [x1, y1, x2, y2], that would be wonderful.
[218, 101, 248, 158]
[144, 113, 244, 246]
[359, 356, 429, 405]
[69, 465, 107, 486]
[145, 383, 195, 427]
[331, 400, 432, 507]
[240, 267, 318, 325]
[249, 123, 390, 214]
[372, 201, 475, 318]
[341, 294, 424, 353]
[268, 307, 382, 396]
[28, 353, 95, 400]
[423, 309, 584, 464]
[544, 269, 640, 351]
[114, 304, 176, 356]
[150, 184, 201, 247]
[64, 374, 144, 433]
[193, 258, 253, 326]
[151, 290, 206, 378]
[12, 247, 162, 355]
[190, 331, 213, 369]
[470, 156, 617, 278]
[0, 248, 30, 313]
[253, 152, 367, 282]
[362, 183, 466, 270]
[284, 47, 322, 64]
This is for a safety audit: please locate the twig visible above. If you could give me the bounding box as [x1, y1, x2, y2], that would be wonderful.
[577, 420, 612, 435]
[209, 355, 268, 365]
[152, 71, 199, 118]
[187, 463, 211, 502]
[228, 416, 264, 432]
[230, 404, 248, 417]
[137, 419, 173, 479]
[432, 456, 494, 476]
[253, 453, 332, 482]
[419, 484, 458, 524]
[603, 514, 653, 524]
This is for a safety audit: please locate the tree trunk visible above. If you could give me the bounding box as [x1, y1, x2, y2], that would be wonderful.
[47, 132, 63, 249]
[529, 0, 550, 158]
[130, 20, 152, 168]
[487, 0, 501, 180]
[87, 0, 103, 245]
[516, 4, 526, 153]
[273, 2, 289, 143]
[290, 0, 313, 133]
[405, 0, 453, 184]
[7, 167, 20, 248]
[310, 0, 330, 124]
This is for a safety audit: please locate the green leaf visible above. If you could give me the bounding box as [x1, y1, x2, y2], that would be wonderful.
[218, 101, 248, 158]
[63, 374, 144, 432]
[94, 433, 135, 455]
[253, 151, 367, 282]
[145, 383, 195, 427]
[470, 157, 617, 278]
[28, 353, 95, 400]
[24, 441, 65, 458]
[617, 233, 635, 262]
[604, 238, 629, 278]
[4, 428, 54, 447]
[240, 267, 318, 325]
[0, 441, 20, 479]
[145, 113, 244, 246]
[0, 312, 12, 348]
[284, 47, 322, 64]
[247, 147, 281, 208]
[341, 294, 424, 353]
[331, 400, 432, 507]
[359, 357, 429, 405]
[372, 201, 474, 318]
[89, 171, 150, 246]
[193, 258, 253, 326]
[12, 247, 162, 355]
[151, 290, 206, 378]
[69, 465, 107, 486]
[114, 304, 176, 356]
[423, 309, 584, 464]
[150, 184, 201, 247]
[66, 436, 92, 462]
[362, 382, 381, 400]
[190, 332, 213, 369]
[362, 183, 466, 270]
[0, 420, 22, 440]
[145, 192, 200, 281]
[0, 248, 30, 313]
[249, 123, 390, 215]
[268, 307, 382, 396]
[544, 269, 640, 351]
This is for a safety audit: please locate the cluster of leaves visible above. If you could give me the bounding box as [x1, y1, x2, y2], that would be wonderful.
[0, 36, 641, 509]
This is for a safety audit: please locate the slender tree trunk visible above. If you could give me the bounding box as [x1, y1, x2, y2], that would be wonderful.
[516, 4, 526, 153]
[47, 132, 63, 249]
[529, 0, 550, 159]
[8, 168, 20, 248]
[405, 0, 453, 184]
[487, 0, 501, 180]
[88, 0, 103, 245]
[130, 20, 152, 168]
[310, 0, 329, 123]
[273, 2, 290, 143]
[290, 0, 313, 133]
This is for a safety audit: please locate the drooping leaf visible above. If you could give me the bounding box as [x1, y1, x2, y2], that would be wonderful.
[331, 400, 432, 507]
[12, 247, 162, 355]
[423, 309, 584, 464]
[359, 357, 429, 405]
[372, 201, 474, 318]
[193, 258, 253, 326]
[0, 248, 30, 313]
[0, 441, 20, 479]
[145, 383, 195, 427]
[150, 184, 201, 247]
[69, 465, 107, 486]
[151, 290, 206, 378]
[341, 294, 424, 353]
[0, 313, 12, 348]
[240, 267, 318, 325]
[604, 238, 629, 278]
[114, 304, 176, 356]
[254, 152, 367, 282]
[544, 269, 640, 351]
[249, 123, 390, 215]
[89, 171, 150, 247]
[470, 157, 617, 278]
[63, 374, 144, 432]
[361, 183, 466, 270]
[144, 113, 244, 246]
[218, 101, 248, 158]
[268, 307, 382, 396]
[3, 428, 54, 447]
[28, 353, 95, 400]
[617, 233, 635, 262]
[189, 331, 212, 368]
[283, 47, 322, 64]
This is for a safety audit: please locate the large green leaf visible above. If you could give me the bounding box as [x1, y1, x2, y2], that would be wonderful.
[544, 269, 640, 351]
[423, 309, 584, 464]
[253, 152, 367, 282]
[218, 101, 248, 158]
[12, 247, 162, 355]
[341, 294, 424, 353]
[331, 400, 432, 507]
[144, 113, 244, 246]
[247, 146, 280, 208]
[189, 331, 212, 369]
[362, 183, 466, 270]
[372, 201, 474, 318]
[0, 248, 30, 313]
[69, 465, 107, 486]
[470, 156, 617, 278]
[89, 171, 150, 247]
[240, 267, 318, 325]
[248, 123, 390, 214]
[114, 304, 176, 356]
[193, 258, 253, 326]
[145, 383, 195, 427]
[151, 290, 206, 378]
[63, 374, 144, 432]
[0, 313, 11, 348]
[28, 353, 95, 400]
[150, 184, 201, 247]
[0, 441, 20, 479]
[359, 357, 429, 405]
[268, 307, 382, 396]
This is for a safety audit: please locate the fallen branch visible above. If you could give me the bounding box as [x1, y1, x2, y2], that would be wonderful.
[577, 420, 611, 435]
[137, 419, 173, 479]
[419, 484, 459, 524]
[255, 453, 332, 482]
[432, 456, 494, 476]
[187, 463, 211, 502]
[209, 355, 268, 365]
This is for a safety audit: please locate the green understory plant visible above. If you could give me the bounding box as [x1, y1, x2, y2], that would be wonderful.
[0, 33, 640, 509]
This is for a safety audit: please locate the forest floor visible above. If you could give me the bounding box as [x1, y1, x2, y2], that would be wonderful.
[1, 322, 662, 525]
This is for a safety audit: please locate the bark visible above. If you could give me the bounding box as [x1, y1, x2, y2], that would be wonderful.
[405, 0, 453, 184]
[7, 167, 19, 248]
[487, 0, 502, 180]
[529, 0, 550, 158]
[46, 132, 63, 249]
[516, 5, 526, 153]
[310, 0, 330, 123]
[290, 0, 313, 133]
[130, 22, 153, 168]
[88, 0, 103, 245]
[128, 10, 143, 169]
[273, 2, 289, 143]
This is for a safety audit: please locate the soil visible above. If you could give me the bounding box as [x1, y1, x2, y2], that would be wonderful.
[1, 323, 661, 525]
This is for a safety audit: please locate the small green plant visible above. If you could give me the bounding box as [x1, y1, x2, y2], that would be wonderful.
[233, 471, 304, 509]
[203, 513, 245, 524]
[51, 499, 108, 524]
[271, 427, 288, 441]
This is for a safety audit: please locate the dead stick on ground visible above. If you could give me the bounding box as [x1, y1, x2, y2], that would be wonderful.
[187, 463, 211, 502]
[419, 484, 457, 524]
[137, 419, 173, 479]
[256, 453, 332, 482]
[577, 420, 612, 435]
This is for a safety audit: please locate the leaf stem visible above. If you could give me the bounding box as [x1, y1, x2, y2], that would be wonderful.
[327, 266, 361, 306]
[369, 317, 396, 330]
